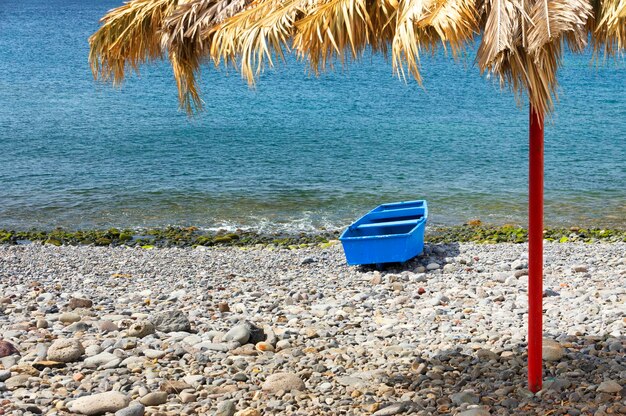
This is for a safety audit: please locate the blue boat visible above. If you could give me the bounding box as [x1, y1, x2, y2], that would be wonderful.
[339, 200, 428, 265]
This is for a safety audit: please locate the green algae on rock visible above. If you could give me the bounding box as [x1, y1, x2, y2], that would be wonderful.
[0, 225, 624, 249]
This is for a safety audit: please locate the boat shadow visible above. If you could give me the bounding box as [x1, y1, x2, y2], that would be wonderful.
[356, 242, 461, 272]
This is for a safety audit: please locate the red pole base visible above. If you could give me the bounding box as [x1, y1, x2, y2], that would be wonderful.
[528, 105, 544, 393]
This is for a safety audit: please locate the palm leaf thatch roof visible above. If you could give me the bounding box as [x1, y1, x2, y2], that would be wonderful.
[89, 0, 626, 114]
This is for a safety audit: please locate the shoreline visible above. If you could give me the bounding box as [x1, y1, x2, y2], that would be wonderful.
[0, 224, 625, 248]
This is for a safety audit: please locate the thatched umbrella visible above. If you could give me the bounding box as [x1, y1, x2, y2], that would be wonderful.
[89, 0, 625, 392]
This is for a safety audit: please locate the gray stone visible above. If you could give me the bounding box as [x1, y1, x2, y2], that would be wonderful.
[5, 374, 30, 389]
[139, 391, 168, 406]
[0, 370, 10, 382]
[373, 402, 408, 416]
[98, 320, 119, 333]
[67, 391, 130, 415]
[511, 259, 527, 270]
[47, 338, 84, 363]
[451, 391, 480, 406]
[84, 352, 119, 368]
[426, 262, 440, 271]
[180, 392, 197, 403]
[66, 321, 91, 332]
[458, 408, 491, 416]
[150, 310, 191, 333]
[115, 403, 145, 416]
[215, 400, 236, 416]
[262, 372, 306, 393]
[224, 324, 251, 344]
[597, 380, 623, 393]
[182, 374, 205, 387]
[84, 345, 103, 356]
[143, 349, 166, 359]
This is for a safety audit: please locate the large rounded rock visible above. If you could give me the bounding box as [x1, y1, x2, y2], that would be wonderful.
[262, 372, 306, 393]
[47, 339, 84, 363]
[150, 310, 190, 333]
[67, 391, 130, 415]
[127, 320, 155, 338]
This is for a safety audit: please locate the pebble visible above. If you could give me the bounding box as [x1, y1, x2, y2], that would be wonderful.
[68, 297, 93, 310]
[5, 374, 29, 389]
[262, 372, 306, 392]
[0, 341, 18, 358]
[234, 410, 260, 416]
[59, 312, 81, 323]
[543, 338, 565, 361]
[458, 408, 491, 416]
[224, 323, 251, 344]
[596, 380, 622, 393]
[139, 391, 168, 406]
[115, 403, 145, 416]
[215, 400, 236, 416]
[179, 392, 197, 403]
[127, 320, 155, 338]
[451, 391, 480, 406]
[372, 402, 408, 415]
[84, 351, 119, 368]
[426, 262, 440, 270]
[46, 338, 84, 362]
[150, 310, 191, 333]
[0, 370, 10, 382]
[67, 391, 130, 415]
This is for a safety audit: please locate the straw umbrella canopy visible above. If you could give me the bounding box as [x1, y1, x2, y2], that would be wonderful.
[89, 0, 625, 392]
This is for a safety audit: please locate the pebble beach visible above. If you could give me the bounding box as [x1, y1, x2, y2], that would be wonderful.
[0, 242, 624, 416]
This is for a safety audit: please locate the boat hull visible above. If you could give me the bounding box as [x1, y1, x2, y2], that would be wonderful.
[339, 200, 428, 265]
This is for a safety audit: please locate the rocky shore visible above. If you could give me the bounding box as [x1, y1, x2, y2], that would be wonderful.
[0, 242, 624, 415]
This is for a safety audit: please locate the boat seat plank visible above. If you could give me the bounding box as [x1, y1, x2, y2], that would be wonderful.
[355, 219, 420, 229]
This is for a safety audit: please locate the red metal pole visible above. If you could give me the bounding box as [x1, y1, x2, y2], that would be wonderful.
[528, 105, 544, 393]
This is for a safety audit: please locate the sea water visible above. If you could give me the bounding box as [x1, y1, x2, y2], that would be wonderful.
[0, 0, 624, 231]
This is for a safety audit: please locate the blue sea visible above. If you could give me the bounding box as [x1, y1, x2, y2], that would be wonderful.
[0, 0, 625, 232]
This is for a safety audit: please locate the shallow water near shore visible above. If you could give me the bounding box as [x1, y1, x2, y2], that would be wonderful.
[0, 0, 625, 232]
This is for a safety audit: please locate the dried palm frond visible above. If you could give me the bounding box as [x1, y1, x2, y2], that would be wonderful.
[209, 0, 309, 83]
[163, 0, 250, 112]
[477, 0, 593, 114]
[476, 0, 521, 75]
[89, 0, 624, 115]
[591, 0, 626, 56]
[527, 0, 591, 55]
[391, 0, 433, 83]
[89, 0, 179, 84]
[293, 0, 376, 73]
[418, 0, 479, 55]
